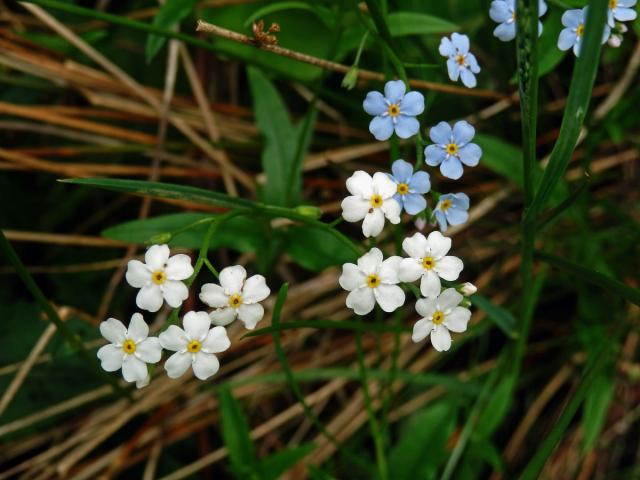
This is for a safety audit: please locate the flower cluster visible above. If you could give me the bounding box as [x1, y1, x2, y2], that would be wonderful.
[97, 244, 270, 386]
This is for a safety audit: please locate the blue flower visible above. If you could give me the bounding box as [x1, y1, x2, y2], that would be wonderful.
[438, 33, 481, 89]
[608, 0, 637, 28]
[433, 193, 470, 232]
[489, 0, 547, 42]
[387, 159, 431, 215]
[424, 121, 482, 180]
[558, 7, 611, 57]
[363, 80, 425, 141]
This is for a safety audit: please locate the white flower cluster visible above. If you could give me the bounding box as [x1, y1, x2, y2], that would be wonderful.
[97, 244, 270, 386]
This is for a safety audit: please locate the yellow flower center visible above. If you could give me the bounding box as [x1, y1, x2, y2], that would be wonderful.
[609, 0, 617, 8]
[366, 274, 381, 288]
[397, 183, 409, 195]
[387, 103, 400, 117]
[151, 269, 166, 285]
[122, 339, 136, 354]
[576, 24, 585, 37]
[229, 294, 243, 308]
[422, 256, 436, 270]
[440, 199, 453, 211]
[187, 340, 202, 353]
[370, 194, 383, 208]
[446, 143, 458, 155]
[432, 311, 445, 325]
[455, 54, 466, 66]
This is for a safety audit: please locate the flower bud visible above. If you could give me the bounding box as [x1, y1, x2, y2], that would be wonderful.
[295, 205, 322, 219]
[149, 232, 172, 244]
[341, 67, 359, 90]
[414, 217, 427, 231]
[460, 282, 477, 296]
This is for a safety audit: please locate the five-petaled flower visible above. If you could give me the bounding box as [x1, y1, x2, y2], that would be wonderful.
[607, 0, 637, 27]
[439, 33, 481, 88]
[412, 288, 471, 352]
[425, 121, 482, 180]
[398, 231, 464, 298]
[558, 7, 611, 57]
[433, 193, 470, 232]
[97, 313, 162, 383]
[159, 311, 231, 380]
[489, 0, 548, 42]
[387, 159, 431, 215]
[363, 80, 425, 141]
[341, 171, 401, 238]
[126, 244, 193, 313]
[339, 247, 405, 315]
[200, 265, 270, 330]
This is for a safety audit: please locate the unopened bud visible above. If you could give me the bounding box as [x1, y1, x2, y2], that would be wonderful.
[460, 282, 477, 296]
[295, 205, 322, 219]
[149, 233, 172, 244]
[414, 217, 427, 231]
[341, 67, 359, 90]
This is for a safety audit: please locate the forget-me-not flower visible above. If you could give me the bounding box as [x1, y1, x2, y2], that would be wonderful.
[387, 159, 431, 215]
[439, 33, 481, 88]
[558, 7, 611, 57]
[433, 193, 470, 232]
[363, 80, 425, 141]
[489, 0, 548, 42]
[607, 0, 637, 27]
[425, 121, 482, 180]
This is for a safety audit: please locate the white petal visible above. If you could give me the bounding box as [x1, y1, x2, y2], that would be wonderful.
[126, 312, 148, 343]
[125, 260, 150, 288]
[145, 244, 170, 271]
[398, 258, 423, 283]
[415, 297, 436, 318]
[165, 254, 194, 280]
[136, 337, 162, 363]
[426, 231, 452, 258]
[362, 209, 385, 237]
[97, 344, 124, 371]
[402, 232, 429, 259]
[339, 263, 366, 291]
[242, 275, 270, 303]
[372, 171, 398, 199]
[164, 352, 192, 379]
[346, 287, 376, 315]
[192, 352, 220, 380]
[341, 196, 371, 223]
[357, 248, 383, 275]
[159, 325, 188, 351]
[122, 355, 148, 382]
[202, 326, 231, 353]
[183, 311, 211, 341]
[209, 307, 237, 326]
[346, 170, 373, 198]
[431, 325, 452, 351]
[136, 284, 164, 312]
[379, 256, 402, 284]
[219, 265, 246, 294]
[162, 280, 189, 308]
[381, 198, 401, 224]
[136, 375, 150, 389]
[373, 284, 405, 312]
[237, 303, 265, 329]
[434, 256, 464, 281]
[420, 270, 441, 298]
[412, 319, 433, 342]
[200, 283, 229, 308]
[99, 318, 127, 345]
[437, 288, 463, 310]
[444, 307, 471, 333]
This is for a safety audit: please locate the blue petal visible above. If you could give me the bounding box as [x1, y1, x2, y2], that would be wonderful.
[562, 9, 583, 28]
[403, 194, 427, 215]
[394, 115, 420, 139]
[434, 210, 448, 231]
[369, 116, 394, 141]
[466, 54, 481, 74]
[392, 193, 404, 207]
[439, 36, 455, 57]
[451, 192, 470, 209]
[494, 22, 516, 41]
[391, 159, 414, 184]
[460, 69, 477, 88]
[447, 58, 460, 81]
[384, 80, 406, 104]
[363, 91, 387, 116]
[429, 121, 452, 145]
[440, 156, 464, 180]
[451, 33, 470, 53]
[539, 0, 548, 16]
[408, 171, 431, 194]
[558, 28, 577, 51]
[458, 143, 482, 167]
[490, 1, 512, 23]
[452, 120, 475, 145]
[446, 207, 469, 226]
[399, 91, 425, 116]
[425, 144, 446, 167]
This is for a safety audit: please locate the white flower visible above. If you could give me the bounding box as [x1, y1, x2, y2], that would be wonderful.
[460, 282, 478, 296]
[341, 171, 401, 238]
[126, 244, 193, 312]
[97, 313, 162, 383]
[412, 288, 471, 352]
[200, 265, 270, 330]
[159, 311, 231, 380]
[339, 247, 405, 315]
[398, 231, 464, 298]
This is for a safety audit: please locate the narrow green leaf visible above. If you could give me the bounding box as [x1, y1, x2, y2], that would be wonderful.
[284, 225, 358, 271]
[145, 0, 197, 63]
[219, 386, 258, 478]
[387, 12, 459, 37]
[470, 294, 518, 339]
[258, 444, 315, 480]
[474, 374, 517, 439]
[582, 370, 614, 452]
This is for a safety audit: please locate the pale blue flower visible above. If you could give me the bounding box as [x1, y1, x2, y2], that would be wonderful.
[363, 80, 425, 141]
[558, 7, 611, 57]
[424, 121, 482, 180]
[438, 33, 481, 89]
[489, 0, 548, 42]
[433, 193, 469, 232]
[387, 159, 431, 215]
[608, 0, 637, 27]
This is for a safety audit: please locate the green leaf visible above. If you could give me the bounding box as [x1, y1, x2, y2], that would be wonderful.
[387, 12, 459, 37]
[244, 2, 334, 28]
[470, 294, 517, 339]
[284, 225, 358, 271]
[475, 374, 516, 439]
[258, 444, 315, 480]
[145, 0, 198, 63]
[219, 386, 258, 478]
[582, 370, 614, 452]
